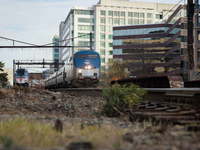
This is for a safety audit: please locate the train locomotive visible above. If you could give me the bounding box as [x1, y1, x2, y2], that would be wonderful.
[45, 50, 100, 88]
[14, 69, 29, 86]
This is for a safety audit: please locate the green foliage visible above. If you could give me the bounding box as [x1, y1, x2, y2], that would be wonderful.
[0, 61, 8, 88]
[102, 83, 146, 116]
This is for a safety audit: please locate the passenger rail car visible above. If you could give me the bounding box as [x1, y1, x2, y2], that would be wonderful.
[14, 69, 29, 87]
[45, 51, 100, 88]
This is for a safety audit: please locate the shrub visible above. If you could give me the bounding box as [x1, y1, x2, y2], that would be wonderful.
[102, 83, 146, 116]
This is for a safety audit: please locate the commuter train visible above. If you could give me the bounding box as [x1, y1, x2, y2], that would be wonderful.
[45, 50, 100, 88]
[14, 69, 29, 86]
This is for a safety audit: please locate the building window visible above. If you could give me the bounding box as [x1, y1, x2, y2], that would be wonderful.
[128, 12, 133, 17]
[121, 11, 125, 17]
[78, 41, 94, 47]
[100, 10, 106, 16]
[140, 13, 144, 18]
[108, 42, 113, 47]
[134, 12, 139, 18]
[147, 20, 152, 24]
[100, 26, 105, 32]
[78, 33, 94, 39]
[100, 50, 105, 55]
[108, 11, 113, 16]
[54, 49, 59, 53]
[140, 20, 144, 24]
[101, 66, 105, 70]
[114, 11, 120, 17]
[100, 42, 105, 47]
[78, 18, 94, 23]
[108, 26, 113, 32]
[114, 19, 119, 25]
[120, 19, 125, 25]
[181, 36, 187, 42]
[133, 19, 139, 25]
[78, 25, 94, 31]
[100, 18, 105, 24]
[147, 13, 152, 19]
[108, 51, 113, 55]
[101, 58, 105, 63]
[75, 10, 93, 15]
[128, 19, 132, 25]
[100, 34, 105, 39]
[108, 18, 113, 24]
[55, 43, 59, 46]
[54, 54, 59, 58]
[108, 58, 113, 63]
[156, 14, 163, 19]
[108, 35, 113, 39]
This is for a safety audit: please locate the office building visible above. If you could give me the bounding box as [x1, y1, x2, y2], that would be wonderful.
[59, 0, 178, 70]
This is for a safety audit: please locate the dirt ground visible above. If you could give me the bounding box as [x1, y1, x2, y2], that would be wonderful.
[0, 87, 200, 150]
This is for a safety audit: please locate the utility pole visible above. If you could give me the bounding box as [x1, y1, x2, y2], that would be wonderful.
[90, 32, 92, 51]
[187, 0, 195, 80]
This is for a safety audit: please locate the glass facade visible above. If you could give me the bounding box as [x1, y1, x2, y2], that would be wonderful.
[113, 27, 169, 36]
[78, 41, 94, 47]
[100, 34, 105, 39]
[101, 58, 105, 63]
[75, 10, 93, 15]
[128, 12, 133, 17]
[108, 35, 113, 39]
[54, 54, 59, 58]
[108, 18, 113, 24]
[113, 12, 184, 77]
[78, 25, 94, 31]
[54, 49, 59, 53]
[100, 18, 106, 24]
[100, 50, 105, 55]
[147, 13, 152, 18]
[100, 26, 105, 32]
[100, 42, 105, 47]
[121, 12, 125, 17]
[108, 11, 113, 16]
[100, 10, 106, 16]
[78, 18, 94, 23]
[78, 33, 94, 39]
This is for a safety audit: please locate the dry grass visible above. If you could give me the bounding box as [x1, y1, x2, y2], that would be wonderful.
[0, 118, 135, 149]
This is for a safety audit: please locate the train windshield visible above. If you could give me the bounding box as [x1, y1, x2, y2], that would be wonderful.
[76, 54, 87, 58]
[88, 54, 98, 58]
[16, 70, 25, 76]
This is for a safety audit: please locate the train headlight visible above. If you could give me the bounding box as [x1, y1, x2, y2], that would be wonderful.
[78, 69, 82, 73]
[85, 65, 91, 69]
[94, 70, 97, 72]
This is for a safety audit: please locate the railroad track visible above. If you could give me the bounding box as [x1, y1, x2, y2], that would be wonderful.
[49, 88, 103, 97]
[49, 87, 200, 131]
[125, 88, 200, 131]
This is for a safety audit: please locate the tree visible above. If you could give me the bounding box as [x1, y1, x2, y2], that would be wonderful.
[0, 62, 8, 88]
[100, 60, 130, 87]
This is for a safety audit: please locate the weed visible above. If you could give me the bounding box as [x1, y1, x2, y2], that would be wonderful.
[102, 83, 146, 116]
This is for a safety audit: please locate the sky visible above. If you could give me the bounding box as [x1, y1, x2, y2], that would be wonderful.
[0, 0, 183, 73]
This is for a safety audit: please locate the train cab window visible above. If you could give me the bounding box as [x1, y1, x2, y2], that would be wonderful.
[88, 54, 98, 58]
[76, 54, 87, 58]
